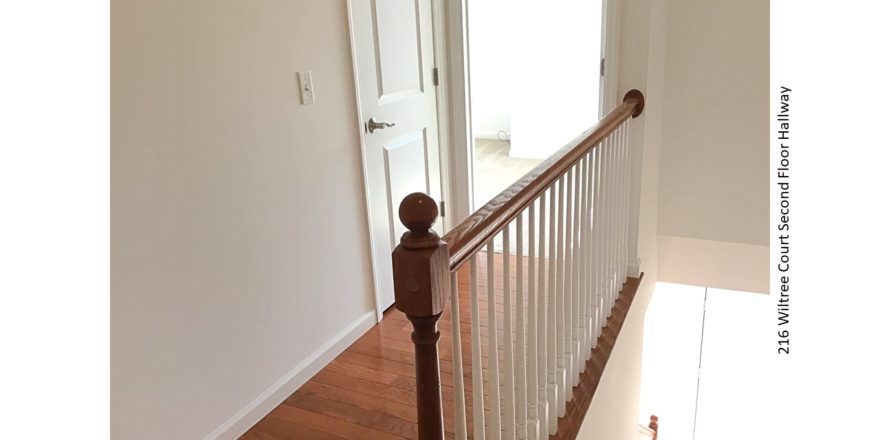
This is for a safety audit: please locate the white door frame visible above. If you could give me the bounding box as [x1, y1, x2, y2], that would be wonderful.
[347, 0, 621, 321]
[600, 0, 623, 115]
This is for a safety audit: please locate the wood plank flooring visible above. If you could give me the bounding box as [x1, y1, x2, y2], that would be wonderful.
[242, 252, 643, 440]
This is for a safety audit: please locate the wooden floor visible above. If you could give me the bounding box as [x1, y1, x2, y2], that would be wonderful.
[242, 252, 642, 440]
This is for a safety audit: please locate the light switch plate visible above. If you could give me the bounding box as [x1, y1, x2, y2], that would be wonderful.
[297, 71, 315, 105]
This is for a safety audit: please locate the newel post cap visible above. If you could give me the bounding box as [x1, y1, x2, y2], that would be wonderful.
[392, 193, 450, 317]
[399, 192, 438, 238]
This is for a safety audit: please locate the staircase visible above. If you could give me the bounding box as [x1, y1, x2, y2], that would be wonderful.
[241, 89, 646, 440]
[391, 90, 646, 440]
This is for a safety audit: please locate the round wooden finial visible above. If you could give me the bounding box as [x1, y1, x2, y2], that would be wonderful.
[399, 192, 438, 234]
[624, 89, 645, 118]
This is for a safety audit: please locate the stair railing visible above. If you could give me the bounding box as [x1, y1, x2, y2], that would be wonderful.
[392, 90, 645, 440]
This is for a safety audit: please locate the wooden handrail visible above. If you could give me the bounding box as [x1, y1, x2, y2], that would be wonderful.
[442, 89, 645, 271]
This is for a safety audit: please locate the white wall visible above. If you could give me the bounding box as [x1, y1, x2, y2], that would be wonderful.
[111, 1, 376, 438]
[576, 0, 667, 437]
[657, 0, 770, 291]
[658, 236, 769, 293]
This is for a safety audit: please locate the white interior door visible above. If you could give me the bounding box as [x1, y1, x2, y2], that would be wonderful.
[350, 0, 444, 313]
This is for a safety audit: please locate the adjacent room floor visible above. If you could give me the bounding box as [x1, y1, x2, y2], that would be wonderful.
[473, 139, 543, 211]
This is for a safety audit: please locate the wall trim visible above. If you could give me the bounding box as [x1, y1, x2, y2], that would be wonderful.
[204, 311, 376, 440]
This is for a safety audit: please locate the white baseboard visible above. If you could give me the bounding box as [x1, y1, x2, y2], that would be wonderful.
[474, 131, 503, 140]
[204, 311, 376, 440]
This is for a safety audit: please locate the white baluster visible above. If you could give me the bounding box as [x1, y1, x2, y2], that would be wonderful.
[547, 182, 559, 433]
[515, 213, 527, 440]
[563, 167, 574, 398]
[571, 159, 582, 380]
[527, 204, 539, 440]
[609, 130, 618, 313]
[592, 143, 603, 346]
[610, 127, 620, 295]
[537, 194, 549, 440]
[619, 124, 626, 291]
[607, 128, 616, 299]
[471, 257, 486, 440]
[616, 124, 625, 292]
[450, 271, 468, 440]
[586, 151, 596, 349]
[621, 123, 628, 287]
[611, 127, 621, 305]
[555, 173, 567, 417]
[604, 133, 614, 321]
[503, 225, 515, 439]
[623, 118, 633, 279]
[600, 139, 610, 325]
[486, 238, 502, 440]
[577, 157, 590, 373]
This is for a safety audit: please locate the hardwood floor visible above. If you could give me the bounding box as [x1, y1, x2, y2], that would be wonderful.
[242, 252, 643, 440]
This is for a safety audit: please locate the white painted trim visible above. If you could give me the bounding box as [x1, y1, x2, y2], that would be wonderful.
[627, 258, 642, 278]
[431, 0, 453, 233]
[442, 0, 474, 226]
[473, 131, 505, 140]
[600, 0, 622, 115]
[204, 311, 376, 440]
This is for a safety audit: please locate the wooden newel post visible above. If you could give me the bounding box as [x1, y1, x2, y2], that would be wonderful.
[392, 193, 450, 440]
[649, 415, 659, 440]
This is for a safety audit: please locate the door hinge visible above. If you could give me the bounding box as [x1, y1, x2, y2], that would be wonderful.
[439, 201, 446, 217]
[432, 67, 439, 86]
[600, 58, 605, 77]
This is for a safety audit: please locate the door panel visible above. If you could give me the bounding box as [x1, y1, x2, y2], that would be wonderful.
[351, 0, 443, 313]
[373, 0, 424, 100]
